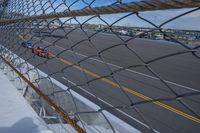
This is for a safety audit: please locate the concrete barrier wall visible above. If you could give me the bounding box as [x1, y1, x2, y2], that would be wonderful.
[0, 45, 140, 133]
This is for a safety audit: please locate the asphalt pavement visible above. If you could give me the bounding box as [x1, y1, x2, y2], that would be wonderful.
[1, 27, 200, 133]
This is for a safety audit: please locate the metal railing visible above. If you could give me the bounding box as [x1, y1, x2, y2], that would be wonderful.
[0, 0, 200, 133]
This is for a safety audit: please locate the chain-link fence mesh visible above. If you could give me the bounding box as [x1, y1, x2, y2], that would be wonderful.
[0, 0, 200, 133]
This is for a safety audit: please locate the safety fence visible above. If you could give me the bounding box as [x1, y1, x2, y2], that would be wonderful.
[0, 0, 200, 133]
[0, 45, 137, 133]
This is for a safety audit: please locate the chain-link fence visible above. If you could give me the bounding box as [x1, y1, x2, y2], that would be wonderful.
[0, 0, 200, 133]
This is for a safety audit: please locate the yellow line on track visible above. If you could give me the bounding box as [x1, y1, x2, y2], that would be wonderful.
[51, 54, 200, 124]
[16, 32, 200, 124]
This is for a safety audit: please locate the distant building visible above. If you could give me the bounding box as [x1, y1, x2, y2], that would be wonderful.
[31, 19, 62, 28]
[155, 34, 164, 40]
[119, 30, 128, 35]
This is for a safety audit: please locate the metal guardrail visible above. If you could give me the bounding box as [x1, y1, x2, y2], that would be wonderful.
[0, 45, 139, 133]
[0, 0, 200, 24]
[0, 54, 85, 133]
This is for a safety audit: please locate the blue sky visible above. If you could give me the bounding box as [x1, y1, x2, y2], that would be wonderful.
[46, 0, 200, 30]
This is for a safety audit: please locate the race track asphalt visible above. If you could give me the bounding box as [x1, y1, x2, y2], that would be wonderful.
[2, 27, 200, 133]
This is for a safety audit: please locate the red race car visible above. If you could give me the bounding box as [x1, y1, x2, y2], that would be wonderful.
[32, 47, 51, 58]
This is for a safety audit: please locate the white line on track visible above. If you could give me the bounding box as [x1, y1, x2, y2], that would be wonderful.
[61, 76, 160, 133]
[35, 37, 200, 92]
[33, 36, 199, 92]
[67, 50, 199, 92]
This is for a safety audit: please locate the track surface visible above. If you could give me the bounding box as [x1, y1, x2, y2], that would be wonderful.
[3, 27, 200, 133]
